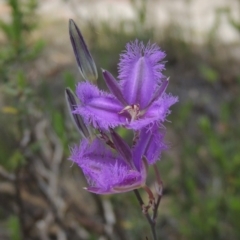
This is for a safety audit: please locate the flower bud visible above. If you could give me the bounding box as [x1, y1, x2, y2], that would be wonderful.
[65, 88, 90, 138]
[69, 19, 98, 82]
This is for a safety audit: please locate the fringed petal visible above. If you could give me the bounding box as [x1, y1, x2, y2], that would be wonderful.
[127, 93, 178, 130]
[118, 40, 166, 108]
[69, 139, 145, 194]
[133, 124, 167, 170]
[75, 81, 127, 129]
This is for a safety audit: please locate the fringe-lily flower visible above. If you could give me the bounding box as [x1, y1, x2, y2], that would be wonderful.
[69, 136, 148, 195]
[74, 41, 178, 130]
[69, 124, 166, 194]
[66, 19, 178, 239]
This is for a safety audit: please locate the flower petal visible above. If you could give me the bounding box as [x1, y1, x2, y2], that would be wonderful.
[102, 69, 127, 106]
[86, 173, 144, 194]
[110, 129, 133, 168]
[118, 41, 166, 109]
[143, 78, 169, 110]
[128, 93, 178, 130]
[70, 139, 144, 194]
[133, 124, 167, 170]
[75, 82, 127, 129]
[145, 93, 178, 122]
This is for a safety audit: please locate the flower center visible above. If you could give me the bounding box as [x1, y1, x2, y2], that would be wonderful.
[119, 104, 140, 122]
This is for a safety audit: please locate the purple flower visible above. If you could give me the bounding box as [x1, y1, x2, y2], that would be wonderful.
[70, 138, 148, 194]
[74, 41, 178, 130]
[66, 22, 178, 197]
[69, 123, 167, 194]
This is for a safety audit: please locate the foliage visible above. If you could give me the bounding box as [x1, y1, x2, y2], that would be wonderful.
[7, 216, 21, 240]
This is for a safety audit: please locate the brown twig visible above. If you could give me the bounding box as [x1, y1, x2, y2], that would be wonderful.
[15, 167, 26, 239]
[0, 166, 16, 181]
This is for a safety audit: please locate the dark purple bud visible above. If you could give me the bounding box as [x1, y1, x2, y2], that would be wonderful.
[69, 19, 98, 81]
[110, 129, 134, 168]
[65, 88, 90, 138]
[144, 78, 169, 110]
[102, 69, 127, 105]
[97, 129, 115, 149]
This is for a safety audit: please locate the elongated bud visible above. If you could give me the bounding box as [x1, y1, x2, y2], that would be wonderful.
[110, 129, 134, 168]
[69, 19, 98, 81]
[102, 69, 127, 105]
[65, 88, 90, 138]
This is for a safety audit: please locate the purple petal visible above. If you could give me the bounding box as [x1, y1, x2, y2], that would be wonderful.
[128, 93, 178, 130]
[86, 173, 144, 194]
[70, 139, 144, 194]
[70, 138, 122, 166]
[118, 40, 166, 109]
[133, 124, 167, 170]
[110, 129, 133, 168]
[102, 69, 127, 106]
[75, 82, 127, 129]
[144, 78, 169, 110]
[145, 93, 178, 122]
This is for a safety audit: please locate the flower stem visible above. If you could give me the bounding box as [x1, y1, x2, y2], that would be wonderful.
[133, 189, 157, 240]
[152, 164, 163, 222]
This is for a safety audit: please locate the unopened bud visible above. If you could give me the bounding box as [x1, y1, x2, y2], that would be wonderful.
[69, 19, 98, 82]
[65, 88, 91, 138]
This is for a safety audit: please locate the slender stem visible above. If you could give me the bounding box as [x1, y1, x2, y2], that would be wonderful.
[133, 190, 157, 240]
[153, 164, 163, 186]
[142, 185, 155, 201]
[152, 164, 163, 221]
[152, 193, 162, 222]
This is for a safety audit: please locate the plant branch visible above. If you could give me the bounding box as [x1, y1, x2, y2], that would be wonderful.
[15, 167, 26, 239]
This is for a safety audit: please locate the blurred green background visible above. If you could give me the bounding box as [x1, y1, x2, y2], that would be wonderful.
[0, 0, 240, 239]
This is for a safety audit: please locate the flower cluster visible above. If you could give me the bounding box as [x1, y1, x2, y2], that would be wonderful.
[66, 19, 178, 195]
